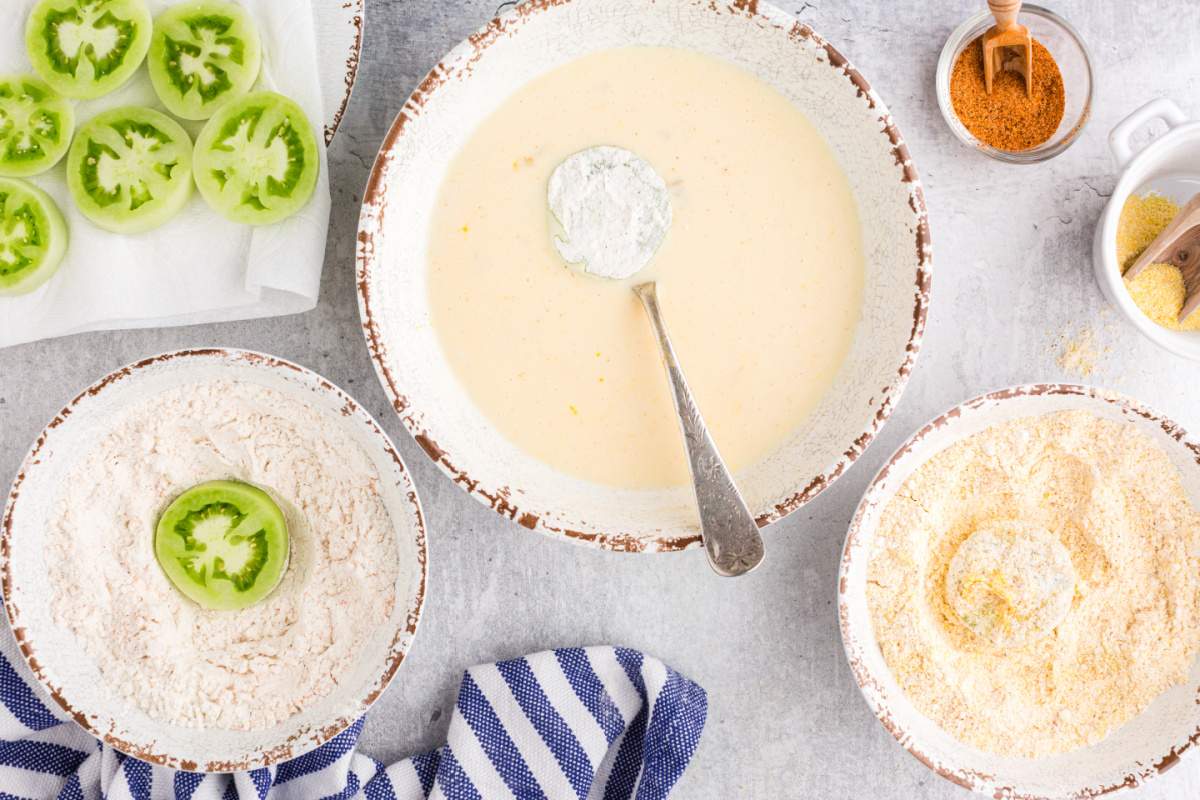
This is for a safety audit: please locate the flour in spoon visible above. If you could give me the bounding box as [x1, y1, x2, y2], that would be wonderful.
[547, 145, 672, 279]
[45, 380, 400, 731]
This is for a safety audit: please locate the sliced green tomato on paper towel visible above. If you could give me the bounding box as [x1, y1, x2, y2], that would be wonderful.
[0, 75, 74, 178]
[155, 480, 290, 612]
[0, 178, 68, 296]
[25, 0, 152, 100]
[148, 0, 263, 120]
[193, 91, 320, 226]
[67, 106, 193, 234]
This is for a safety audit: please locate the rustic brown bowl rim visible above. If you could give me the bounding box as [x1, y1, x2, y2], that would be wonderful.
[0, 348, 428, 772]
[325, 0, 365, 146]
[356, 0, 932, 554]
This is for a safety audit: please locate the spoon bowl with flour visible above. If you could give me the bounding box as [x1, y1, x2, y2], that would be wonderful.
[548, 146, 765, 577]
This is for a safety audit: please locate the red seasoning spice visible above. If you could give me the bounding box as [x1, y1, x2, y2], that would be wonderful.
[950, 36, 1065, 151]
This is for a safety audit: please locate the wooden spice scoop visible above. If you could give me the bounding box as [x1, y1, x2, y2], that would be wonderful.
[983, 0, 1033, 95]
[1126, 194, 1200, 323]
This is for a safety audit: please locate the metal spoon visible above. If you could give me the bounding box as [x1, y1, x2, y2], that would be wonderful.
[548, 146, 765, 577]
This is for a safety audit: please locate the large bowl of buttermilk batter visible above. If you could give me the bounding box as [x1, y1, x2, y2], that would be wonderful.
[358, 0, 931, 551]
[1, 349, 428, 771]
[839, 384, 1200, 797]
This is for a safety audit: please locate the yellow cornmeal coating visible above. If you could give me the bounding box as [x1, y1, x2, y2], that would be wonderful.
[1127, 263, 1200, 332]
[945, 522, 1076, 648]
[1117, 194, 1200, 330]
[1117, 193, 1179, 270]
[867, 410, 1200, 758]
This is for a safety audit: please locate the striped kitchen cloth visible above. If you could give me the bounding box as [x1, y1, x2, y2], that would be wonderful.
[0, 626, 707, 800]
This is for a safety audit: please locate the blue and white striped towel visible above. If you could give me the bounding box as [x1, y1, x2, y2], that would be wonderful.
[0, 625, 707, 800]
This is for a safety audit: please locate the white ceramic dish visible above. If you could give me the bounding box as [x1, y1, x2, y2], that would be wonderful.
[1094, 98, 1200, 360]
[839, 384, 1200, 798]
[357, 0, 932, 553]
[314, 0, 364, 144]
[1, 349, 427, 771]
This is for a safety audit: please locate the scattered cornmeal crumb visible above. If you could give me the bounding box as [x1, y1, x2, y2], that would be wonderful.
[1117, 194, 1200, 330]
[1055, 327, 1108, 377]
[868, 410, 1200, 757]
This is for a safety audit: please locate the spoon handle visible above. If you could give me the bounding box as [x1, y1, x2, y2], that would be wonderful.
[634, 282, 765, 577]
[988, 0, 1022, 30]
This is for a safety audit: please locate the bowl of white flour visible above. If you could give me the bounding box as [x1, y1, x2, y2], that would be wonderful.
[839, 384, 1200, 798]
[1, 349, 428, 771]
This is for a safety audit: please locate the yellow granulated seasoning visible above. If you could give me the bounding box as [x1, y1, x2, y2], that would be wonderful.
[1117, 193, 1179, 270]
[1126, 263, 1200, 331]
[1117, 194, 1200, 330]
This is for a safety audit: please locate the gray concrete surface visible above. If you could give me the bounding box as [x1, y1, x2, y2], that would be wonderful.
[4, 1, 1200, 796]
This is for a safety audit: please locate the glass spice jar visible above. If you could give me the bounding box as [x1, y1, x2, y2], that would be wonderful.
[935, 4, 1094, 163]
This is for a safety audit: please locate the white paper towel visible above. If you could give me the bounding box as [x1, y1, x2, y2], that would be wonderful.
[0, 0, 331, 348]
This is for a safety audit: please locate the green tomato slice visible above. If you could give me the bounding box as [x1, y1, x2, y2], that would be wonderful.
[148, 1, 263, 121]
[193, 91, 320, 226]
[155, 480, 290, 612]
[0, 75, 74, 178]
[67, 106, 193, 234]
[25, 0, 152, 100]
[0, 177, 68, 296]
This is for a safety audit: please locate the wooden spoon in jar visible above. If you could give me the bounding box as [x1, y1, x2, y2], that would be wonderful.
[983, 0, 1033, 95]
[1125, 194, 1200, 323]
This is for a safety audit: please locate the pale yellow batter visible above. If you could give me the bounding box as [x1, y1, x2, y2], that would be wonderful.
[428, 47, 864, 488]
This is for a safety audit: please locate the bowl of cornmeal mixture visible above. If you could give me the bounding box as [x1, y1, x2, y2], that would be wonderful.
[1094, 98, 1200, 359]
[1, 349, 428, 770]
[839, 384, 1200, 797]
[357, 0, 931, 550]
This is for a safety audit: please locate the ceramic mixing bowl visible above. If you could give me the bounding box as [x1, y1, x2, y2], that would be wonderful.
[1, 349, 428, 771]
[357, 0, 931, 552]
[1094, 98, 1200, 360]
[840, 384, 1200, 797]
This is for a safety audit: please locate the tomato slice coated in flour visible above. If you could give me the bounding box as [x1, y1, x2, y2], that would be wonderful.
[155, 480, 290, 612]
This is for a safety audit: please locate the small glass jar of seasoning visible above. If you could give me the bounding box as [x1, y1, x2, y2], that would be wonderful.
[935, 3, 1094, 163]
